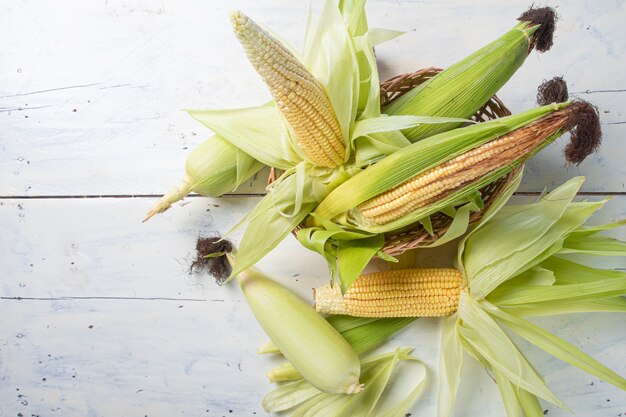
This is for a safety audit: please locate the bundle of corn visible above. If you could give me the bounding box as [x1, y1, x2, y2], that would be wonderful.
[313, 177, 626, 416]
[302, 99, 601, 289]
[146, 1, 569, 284]
[228, 8, 573, 281]
[150, 2, 616, 415]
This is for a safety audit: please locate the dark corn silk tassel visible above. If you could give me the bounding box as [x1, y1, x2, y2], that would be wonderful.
[518, 6, 558, 52]
[537, 76, 569, 105]
[535, 77, 601, 165]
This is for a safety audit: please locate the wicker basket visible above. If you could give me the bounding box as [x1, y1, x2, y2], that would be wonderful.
[270, 67, 516, 257]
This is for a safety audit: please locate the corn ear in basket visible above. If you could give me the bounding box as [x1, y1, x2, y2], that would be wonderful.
[385, 7, 557, 142]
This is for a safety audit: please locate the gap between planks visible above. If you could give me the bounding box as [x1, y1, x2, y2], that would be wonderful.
[1, 296, 232, 302]
[1, 191, 625, 200]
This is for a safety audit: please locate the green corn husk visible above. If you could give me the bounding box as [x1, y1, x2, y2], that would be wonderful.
[236, 259, 362, 395]
[441, 178, 626, 417]
[144, 135, 264, 221]
[385, 8, 556, 142]
[264, 316, 416, 382]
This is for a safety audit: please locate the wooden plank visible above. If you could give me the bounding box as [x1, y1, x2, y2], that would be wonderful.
[1, 196, 624, 416]
[3, 298, 622, 417]
[1, 0, 625, 196]
[2, 194, 622, 298]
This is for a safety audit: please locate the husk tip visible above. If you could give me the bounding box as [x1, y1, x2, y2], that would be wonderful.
[346, 382, 364, 395]
[142, 209, 159, 223]
[144, 180, 193, 222]
[142, 198, 171, 223]
[265, 369, 280, 383]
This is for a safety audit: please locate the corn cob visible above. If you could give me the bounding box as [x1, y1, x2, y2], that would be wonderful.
[315, 268, 464, 317]
[313, 100, 601, 233]
[356, 110, 567, 226]
[231, 11, 345, 168]
[385, 7, 557, 141]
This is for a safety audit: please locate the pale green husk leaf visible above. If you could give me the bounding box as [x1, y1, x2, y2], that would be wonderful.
[230, 173, 318, 279]
[493, 368, 521, 417]
[367, 28, 404, 45]
[485, 302, 626, 390]
[464, 177, 609, 299]
[337, 234, 385, 291]
[457, 292, 567, 409]
[351, 115, 473, 139]
[304, 0, 359, 153]
[499, 297, 626, 317]
[437, 314, 463, 417]
[186, 104, 300, 170]
[263, 348, 426, 416]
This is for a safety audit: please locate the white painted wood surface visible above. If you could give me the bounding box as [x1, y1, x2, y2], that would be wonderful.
[1, 1, 625, 416]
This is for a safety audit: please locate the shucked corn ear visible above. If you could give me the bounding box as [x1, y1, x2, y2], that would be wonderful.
[385, 7, 557, 141]
[315, 269, 463, 317]
[231, 11, 346, 168]
[194, 237, 362, 395]
[313, 100, 601, 233]
[144, 135, 264, 221]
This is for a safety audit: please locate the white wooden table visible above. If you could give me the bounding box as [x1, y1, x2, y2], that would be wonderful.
[1, 1, 625, 416]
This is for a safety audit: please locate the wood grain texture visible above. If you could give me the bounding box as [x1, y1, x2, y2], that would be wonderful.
[1, 1, 625, 416]
[1, 0, 625, 196]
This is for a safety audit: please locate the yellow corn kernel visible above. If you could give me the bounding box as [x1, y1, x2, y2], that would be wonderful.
[231, 11, 345, 168]
[355, 112, 567, 225]
[315, 268, 464, 318]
